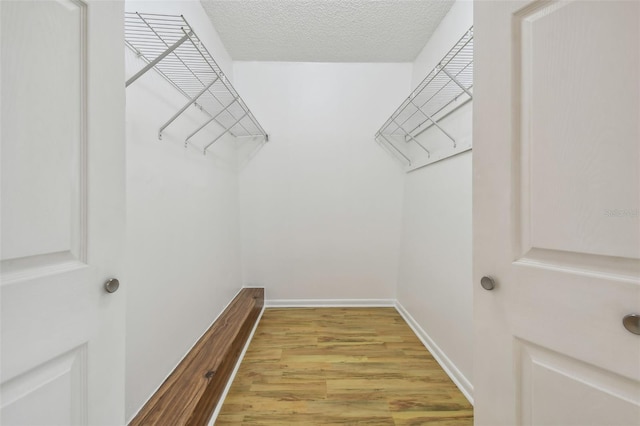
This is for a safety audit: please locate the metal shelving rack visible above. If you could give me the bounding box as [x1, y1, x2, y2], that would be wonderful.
[125, 12, 268, 153]
[375, 27, 473, 170]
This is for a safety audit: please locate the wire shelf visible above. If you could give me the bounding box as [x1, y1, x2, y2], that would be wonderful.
[125, 12, 268, 153]
[375, 26, 473, 170]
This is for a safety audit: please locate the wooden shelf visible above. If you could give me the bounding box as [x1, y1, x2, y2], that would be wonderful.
[129, 288, 264, 426]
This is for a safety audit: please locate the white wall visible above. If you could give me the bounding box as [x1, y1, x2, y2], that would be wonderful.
[124, 1, 242, 420]
[234, 62, 410, 301]
[396, 0, 474, 401]
[123, 0, 473, 416]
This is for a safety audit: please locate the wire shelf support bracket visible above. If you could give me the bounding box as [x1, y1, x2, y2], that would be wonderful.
[375, 26, 473, 171]
[124, 12, 268, 152]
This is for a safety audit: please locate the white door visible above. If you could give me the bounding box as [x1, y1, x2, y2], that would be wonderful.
[1, 1, 126, 424]
[474, 1, 640, 425]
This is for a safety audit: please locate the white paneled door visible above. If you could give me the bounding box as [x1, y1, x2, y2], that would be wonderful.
[474, 1, 640, 425]
[1, 1, 125, 424]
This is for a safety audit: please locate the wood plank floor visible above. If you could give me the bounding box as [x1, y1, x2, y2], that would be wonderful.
[216, 308, 473, 425]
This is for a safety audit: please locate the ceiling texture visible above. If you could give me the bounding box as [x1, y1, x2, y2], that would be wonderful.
[199, 0, 455, 62]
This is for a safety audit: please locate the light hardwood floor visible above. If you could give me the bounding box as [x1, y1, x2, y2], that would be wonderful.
[216, 307, 473, 425]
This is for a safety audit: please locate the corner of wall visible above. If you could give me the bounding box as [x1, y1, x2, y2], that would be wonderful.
[394, 0, 475, 402]
[395, 300, 474, 404]
[124, 0, 242, 420]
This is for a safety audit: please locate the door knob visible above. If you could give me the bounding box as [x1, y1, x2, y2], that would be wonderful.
[622, 314, 640, 335]
[104, 278, 120, 294]
[480, 276, 495, 291]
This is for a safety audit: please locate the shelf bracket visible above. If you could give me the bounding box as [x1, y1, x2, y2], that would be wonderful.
[392, 117, 430, 158]
[416, 110, 457, 148]
[184, 96, 239, 143]
[406, 133, 431, 158]
[437, 64, 473, 99]
[411, 97, 472, 140]
[158, 76, 219, 140]
[125, 31, 193, 88]
[204, 112, 248, 153]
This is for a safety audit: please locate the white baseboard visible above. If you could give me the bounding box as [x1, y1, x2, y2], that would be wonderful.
[395, 301, 474, 405]
[265, 298, 396, 308]
[207, 305, 265, 425]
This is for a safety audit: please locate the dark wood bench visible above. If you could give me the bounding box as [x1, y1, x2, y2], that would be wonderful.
[129, 287, 264, 425]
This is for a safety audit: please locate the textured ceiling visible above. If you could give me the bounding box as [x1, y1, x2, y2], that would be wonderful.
[199, 0, 455, 62]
